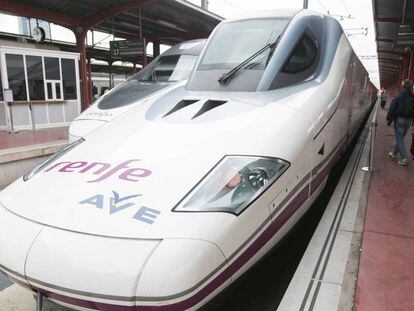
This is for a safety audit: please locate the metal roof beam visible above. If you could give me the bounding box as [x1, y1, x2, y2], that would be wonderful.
[121, 11, 189, 34]
[377, 50, 405, 55]
[402, 0, 408, 24]
[0, 0, 81, 28]
[377, 38, 394, 43]
[375, 17, 414, 23]
[378, 57, 402, 62]
[380, 68, 399, 72]
[83, 0, 153, 29]
[95, 25, 141, 39]
[378, 65, 401, 70]
[96, 25, 173, 43]
[379, 69, 400, 73]
[379, 63, 400, 67]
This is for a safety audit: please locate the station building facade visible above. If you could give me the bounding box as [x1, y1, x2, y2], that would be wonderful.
[0, 45, 80, 131]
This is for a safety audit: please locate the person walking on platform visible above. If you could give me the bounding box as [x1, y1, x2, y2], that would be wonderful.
[387, 79, 414, 166]
[380, 89, 388, 108]
[410, 126, 414, 159]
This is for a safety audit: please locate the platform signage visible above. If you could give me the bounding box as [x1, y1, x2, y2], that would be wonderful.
[395, 24, 414, 47]
[110, 39, 146, 57]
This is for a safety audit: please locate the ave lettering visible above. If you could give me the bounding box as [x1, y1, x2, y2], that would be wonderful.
[79, 191, 161, 224]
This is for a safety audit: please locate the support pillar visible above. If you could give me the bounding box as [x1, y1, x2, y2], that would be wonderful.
[75, 28, 91, 110]
[142, 38, 148, 67]
[399, 63, 403, 82]
[153, 40, 160, 58]
[403, 57, 409, 80]
[87, 58, 93, 102]
[108, 60, 114, 89]
[408, 48, 414, 81]
[201, 0, 208, 9]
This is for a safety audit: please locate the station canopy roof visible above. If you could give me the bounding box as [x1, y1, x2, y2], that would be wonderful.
[373, 0, 414, 87]
[0, 0, 222, 61]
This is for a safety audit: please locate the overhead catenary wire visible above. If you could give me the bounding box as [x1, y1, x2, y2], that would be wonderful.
[337, 0, 351, 16]
[220, 0, 248, 12]
[316, 0, 329, 14]
[316, 0, 354, 20]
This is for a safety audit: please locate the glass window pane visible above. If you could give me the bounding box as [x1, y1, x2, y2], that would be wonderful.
[44, 57, 60, 80]
[47, 82, 53, 99]
[139, 55, 197, 82]
[282, 35, 317, 74]
[61, 58, 77, 100]
[199, 19, 288, 70]
[55, 83, 61, 99]
[25, 55, 45, 100]
[5, 53, 27, 101]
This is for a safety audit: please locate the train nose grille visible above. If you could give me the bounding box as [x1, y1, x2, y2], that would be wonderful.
[163, 99, 199, 117]
[163, 99, 228, 119]
[192, 100, 227, 119]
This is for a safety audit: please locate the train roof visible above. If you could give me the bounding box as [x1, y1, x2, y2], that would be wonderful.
[162, 39, 207, 57]
[223, 9, 302, 22]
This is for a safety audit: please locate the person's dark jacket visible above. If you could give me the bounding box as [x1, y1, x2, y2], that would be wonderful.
[386, 90, 412, 125]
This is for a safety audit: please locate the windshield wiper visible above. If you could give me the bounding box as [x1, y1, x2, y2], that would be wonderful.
[266, 35, 281, 66]
[218, 36, 281, 85]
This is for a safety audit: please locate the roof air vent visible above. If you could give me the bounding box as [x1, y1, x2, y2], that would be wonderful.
[163, 99, 199, 117]
[192, 100, 227, 119]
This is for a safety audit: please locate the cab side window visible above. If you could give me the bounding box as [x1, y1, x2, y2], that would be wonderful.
[270, 31, 319, 89]
[282, 34, 317, 73]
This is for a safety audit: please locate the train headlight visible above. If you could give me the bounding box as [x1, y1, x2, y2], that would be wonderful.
[173, 156, 289, 215]
[23, 138, 85, 181]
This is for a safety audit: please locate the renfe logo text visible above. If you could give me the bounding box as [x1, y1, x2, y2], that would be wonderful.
[44, 159, 152, 183]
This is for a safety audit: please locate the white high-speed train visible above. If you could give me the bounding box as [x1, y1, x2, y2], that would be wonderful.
[69, 39, 205, 141]
[0, 10, 376, 311]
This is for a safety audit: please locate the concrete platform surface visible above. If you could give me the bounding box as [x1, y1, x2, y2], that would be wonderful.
[354, 108, 414, 311]
[0, 285, 35, 311]
[278, 110, 372, 311]
[0, 127, 68, 151]
[0, 284, 70, 311]
[0, 128, 68, 187]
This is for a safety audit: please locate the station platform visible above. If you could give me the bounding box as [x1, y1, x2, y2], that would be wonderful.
[354, 108, 414, 311]
[279, 103, 414, 311]
[0, 127, 68, 187]
[0, 127, 68, 151]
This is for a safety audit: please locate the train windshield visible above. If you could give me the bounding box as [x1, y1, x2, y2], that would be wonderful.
[97, 54, 197, 110]
[198, 19, 289, 71]
[138, 54, 197, 82]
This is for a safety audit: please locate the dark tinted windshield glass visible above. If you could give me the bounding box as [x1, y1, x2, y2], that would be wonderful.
[97, 81, 167, 110]
[282, 35, 317, 73]
[98, 54, 197, 110]
[139, 55, 197, 82]
[198, 19, 288, 71]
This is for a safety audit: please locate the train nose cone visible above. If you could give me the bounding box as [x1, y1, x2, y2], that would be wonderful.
[25, 231, 227, 310]
[0, 206, 42, 287]
[135, 239, 228, 309]
[68, 119, 107, 142]
[25, 227, 160, 309]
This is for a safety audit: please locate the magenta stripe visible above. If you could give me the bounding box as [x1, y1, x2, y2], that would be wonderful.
[311, 147, 343, 193]
[42, 288, 135, 311]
